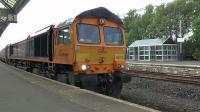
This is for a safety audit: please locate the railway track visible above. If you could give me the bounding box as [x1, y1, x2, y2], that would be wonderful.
[125, 70, 200, 85]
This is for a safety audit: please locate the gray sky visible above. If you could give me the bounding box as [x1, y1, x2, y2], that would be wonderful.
[0, 0, 173, 49]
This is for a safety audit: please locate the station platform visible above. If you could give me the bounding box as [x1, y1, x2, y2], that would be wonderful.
[0, 62, 158, 112]
[127, 61, 200, 67]
[127, 61, 200, 77]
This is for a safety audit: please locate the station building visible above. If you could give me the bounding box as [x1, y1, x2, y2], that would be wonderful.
[127, 38, 178, 61]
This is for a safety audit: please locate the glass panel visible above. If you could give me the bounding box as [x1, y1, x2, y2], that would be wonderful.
[151, 56, 155, 60]
[139, 47, 144, 50]
[157, 56, 162, 60]
[168, 46, 171, 50]
[151, 51, 155, 55]
[130, 52, 134, 55]
[156, 46, 161, 50]
[63, 28, 70, 44]
[140, 56, 144, 60]
[145, 46, 149, 50]
[58, 28, 71, 44]
[145, 51, 149, 55]
[151, 46, 155, 50]
[164, 51, 167, 55]
[156, 51, 162, 55]
[104, 26, 123, 45]
[171, 56, 176, 59]
[163, 46, 167, 50]
[172, 46, 176, 50]
[140, 51, 144, 55]
[58, 32, 63, 44]
[163, 56, 167, 60]
[172, 51, 176, 55]
[168, 51, 172, 55]
[134, 47, 138, 55]
[77, 24, 100, 44]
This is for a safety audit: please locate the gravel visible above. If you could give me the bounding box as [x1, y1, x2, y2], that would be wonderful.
[121, 77, 200, 112]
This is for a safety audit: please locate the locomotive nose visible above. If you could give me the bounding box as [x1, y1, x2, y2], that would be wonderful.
[75, 44, 127, 74]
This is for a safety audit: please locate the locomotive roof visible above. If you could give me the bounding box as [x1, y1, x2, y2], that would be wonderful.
[29, 25, 53, 37]
[56, 18, 74, 28]
[75, 7, 123, 25]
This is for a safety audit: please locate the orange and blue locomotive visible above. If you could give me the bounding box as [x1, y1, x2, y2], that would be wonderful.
[0, 7, 131, 97]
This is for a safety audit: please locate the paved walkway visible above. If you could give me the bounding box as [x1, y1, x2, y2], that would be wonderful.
[0, 62, 158, 112]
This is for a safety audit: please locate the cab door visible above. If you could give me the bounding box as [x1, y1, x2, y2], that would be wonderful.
[53, 27, 74, 64]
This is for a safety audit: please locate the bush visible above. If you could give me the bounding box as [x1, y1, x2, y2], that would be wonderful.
[193, 49, 200, 60]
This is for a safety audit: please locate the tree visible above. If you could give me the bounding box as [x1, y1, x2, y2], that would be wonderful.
[141, 4, 155, 39]
[123, 10, 144, 45]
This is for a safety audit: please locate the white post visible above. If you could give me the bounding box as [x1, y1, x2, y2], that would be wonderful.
[155, 46, 157, 61]
[127, 47, 129, 61]
[162, 45, 163, 62]
[138, 47, 139, 61]
[148, 46, 150, 61]
[179, 20, 183, 61]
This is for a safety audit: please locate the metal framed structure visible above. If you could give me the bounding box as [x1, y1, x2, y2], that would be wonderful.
[128, 38, 178, 61]
[0, 0, 29, 37]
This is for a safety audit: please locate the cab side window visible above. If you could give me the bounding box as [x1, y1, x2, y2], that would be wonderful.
[58, 28, 70, 44]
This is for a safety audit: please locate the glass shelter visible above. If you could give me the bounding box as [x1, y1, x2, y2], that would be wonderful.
[128, 38, 177, 61]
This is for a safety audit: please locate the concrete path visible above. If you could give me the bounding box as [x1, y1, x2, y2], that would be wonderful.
[0, 62, 158, 112]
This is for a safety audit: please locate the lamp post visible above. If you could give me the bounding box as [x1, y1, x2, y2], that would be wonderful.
[178, 20, 183, 61]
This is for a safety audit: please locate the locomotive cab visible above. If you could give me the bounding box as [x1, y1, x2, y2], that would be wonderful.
[73, 18, 127, 74]
[69, 7, 131, 97]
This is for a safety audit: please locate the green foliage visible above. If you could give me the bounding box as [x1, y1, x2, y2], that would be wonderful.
[193, 16, 200, 40]
[183, 39, 195, 59]
[123, 0, 195, 41]
[193, 49, 200, 60]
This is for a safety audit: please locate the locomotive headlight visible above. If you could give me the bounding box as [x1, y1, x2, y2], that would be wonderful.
[75, 45, 80, 51]
[118, 64, 125, 69]
[81, 65, 87, 70]
[121, 64, 125, 68]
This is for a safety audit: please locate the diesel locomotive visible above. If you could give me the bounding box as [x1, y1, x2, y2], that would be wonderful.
[0, 7, 131, 97]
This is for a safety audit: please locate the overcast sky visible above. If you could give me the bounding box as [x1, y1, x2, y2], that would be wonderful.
[0, 0, 173, 49]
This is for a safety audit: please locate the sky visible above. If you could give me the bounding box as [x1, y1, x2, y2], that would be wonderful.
[0, 0, 173, 49]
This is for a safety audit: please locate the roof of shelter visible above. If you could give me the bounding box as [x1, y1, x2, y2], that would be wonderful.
[129, 38, 176, 47]
[0, 0, 29, 37]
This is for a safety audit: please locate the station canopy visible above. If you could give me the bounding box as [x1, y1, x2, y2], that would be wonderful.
[0, 0, 29, 37]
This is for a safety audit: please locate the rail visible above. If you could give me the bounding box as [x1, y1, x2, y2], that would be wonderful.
[125, 70, 200, 85]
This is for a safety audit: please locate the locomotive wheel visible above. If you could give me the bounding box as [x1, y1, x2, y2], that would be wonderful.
[32, 68, 39, 74]
[57, 74, 67, 83]
[67, 72, 75, 85]
[26, 67, 33, 72]
[50, 73, 57, 80]
[79, 75, 98, 92]
[98, 74, 123, 98]
[108, 77, 122, 98]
